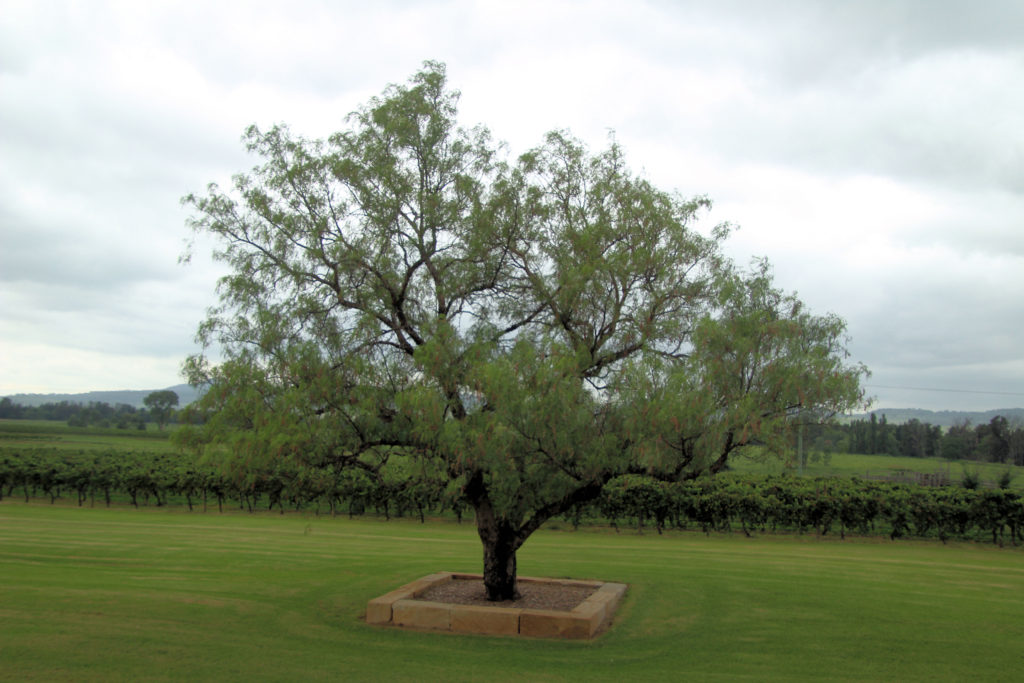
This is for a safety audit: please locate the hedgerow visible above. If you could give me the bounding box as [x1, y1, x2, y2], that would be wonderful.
[2, 448, 1021, 546]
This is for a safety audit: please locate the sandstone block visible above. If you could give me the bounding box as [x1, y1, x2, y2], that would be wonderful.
[519, 609, 590, 639]
[367, 573, 628, 639]
[366, 596, 396, 625]
[451, 604, 522, 636]
[392, 599, 452, 631]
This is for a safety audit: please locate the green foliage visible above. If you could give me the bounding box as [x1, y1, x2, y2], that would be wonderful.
[844, 413, 1024, 466]
[180, 62, 868, 597]
[619, 261, 867, 481]
[587, 474, 1024, 545]
[143, 390, 179, 430]
[961, 468, 981, 490]
[6, 444, 1021, 547]
[1, 398, 146, 426]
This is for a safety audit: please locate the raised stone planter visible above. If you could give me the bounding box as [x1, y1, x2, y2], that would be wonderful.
[366, 572, 627, 639]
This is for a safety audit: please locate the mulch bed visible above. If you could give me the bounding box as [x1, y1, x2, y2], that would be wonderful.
[415, 577, 597, 612]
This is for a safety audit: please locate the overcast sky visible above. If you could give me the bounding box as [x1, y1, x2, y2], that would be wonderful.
[2, 0, 1022, 411]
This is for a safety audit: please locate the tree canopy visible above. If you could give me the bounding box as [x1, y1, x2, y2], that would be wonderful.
[180, 61, 868, 600]
[143, 390, 178, 430]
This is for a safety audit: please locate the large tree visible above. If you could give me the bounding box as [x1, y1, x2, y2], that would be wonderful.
[181, 62, 868, 600]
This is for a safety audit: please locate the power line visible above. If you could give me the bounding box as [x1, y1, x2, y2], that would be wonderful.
[867, 384, 1024, 397]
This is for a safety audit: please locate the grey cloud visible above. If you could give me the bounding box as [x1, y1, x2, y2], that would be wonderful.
[626, 1, 1024, 196]
[2, 274, 212, 358]
[896, 189, 1024, 259]
[1, 0, 1021, 409]
[693, 57, 1024, 194]
[682, 0, 1024, 81]
[825, 253, 1024, 410]
[863, 365, 1024, 412]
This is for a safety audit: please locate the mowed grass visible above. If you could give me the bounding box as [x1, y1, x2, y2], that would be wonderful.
[2, 503, 1023, 681]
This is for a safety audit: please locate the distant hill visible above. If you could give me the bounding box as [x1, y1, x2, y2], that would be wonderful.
[847, 407, 1024, 428]
[2, 384, 202, 409]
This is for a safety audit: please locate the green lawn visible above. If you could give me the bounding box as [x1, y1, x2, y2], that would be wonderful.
[1, 503, 1022, 681]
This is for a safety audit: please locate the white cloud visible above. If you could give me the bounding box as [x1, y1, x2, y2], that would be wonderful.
[0, 342, 186, 394]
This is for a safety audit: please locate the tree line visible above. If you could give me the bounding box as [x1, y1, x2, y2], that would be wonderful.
[3, 447, 1021, 546]
[802, 414, 1024, 465]
[0, 390, 180, 430]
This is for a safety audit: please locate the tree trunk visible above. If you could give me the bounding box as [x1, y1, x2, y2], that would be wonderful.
[465, 470, 607, 602]
[464, 471, 521, 601]
[476, 514, 520, 601]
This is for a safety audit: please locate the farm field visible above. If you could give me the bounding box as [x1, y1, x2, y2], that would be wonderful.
[730, 448, 1024, 490]
[2, 502, 1022, 681]
[4, 418, 1022, 490]
[0, 419, 176, 453]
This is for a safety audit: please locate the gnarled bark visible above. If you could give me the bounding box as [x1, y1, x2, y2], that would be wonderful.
[479, 519, 520, 601]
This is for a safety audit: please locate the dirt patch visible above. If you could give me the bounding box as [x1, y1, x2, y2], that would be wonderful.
[415, 577, 597, 612]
